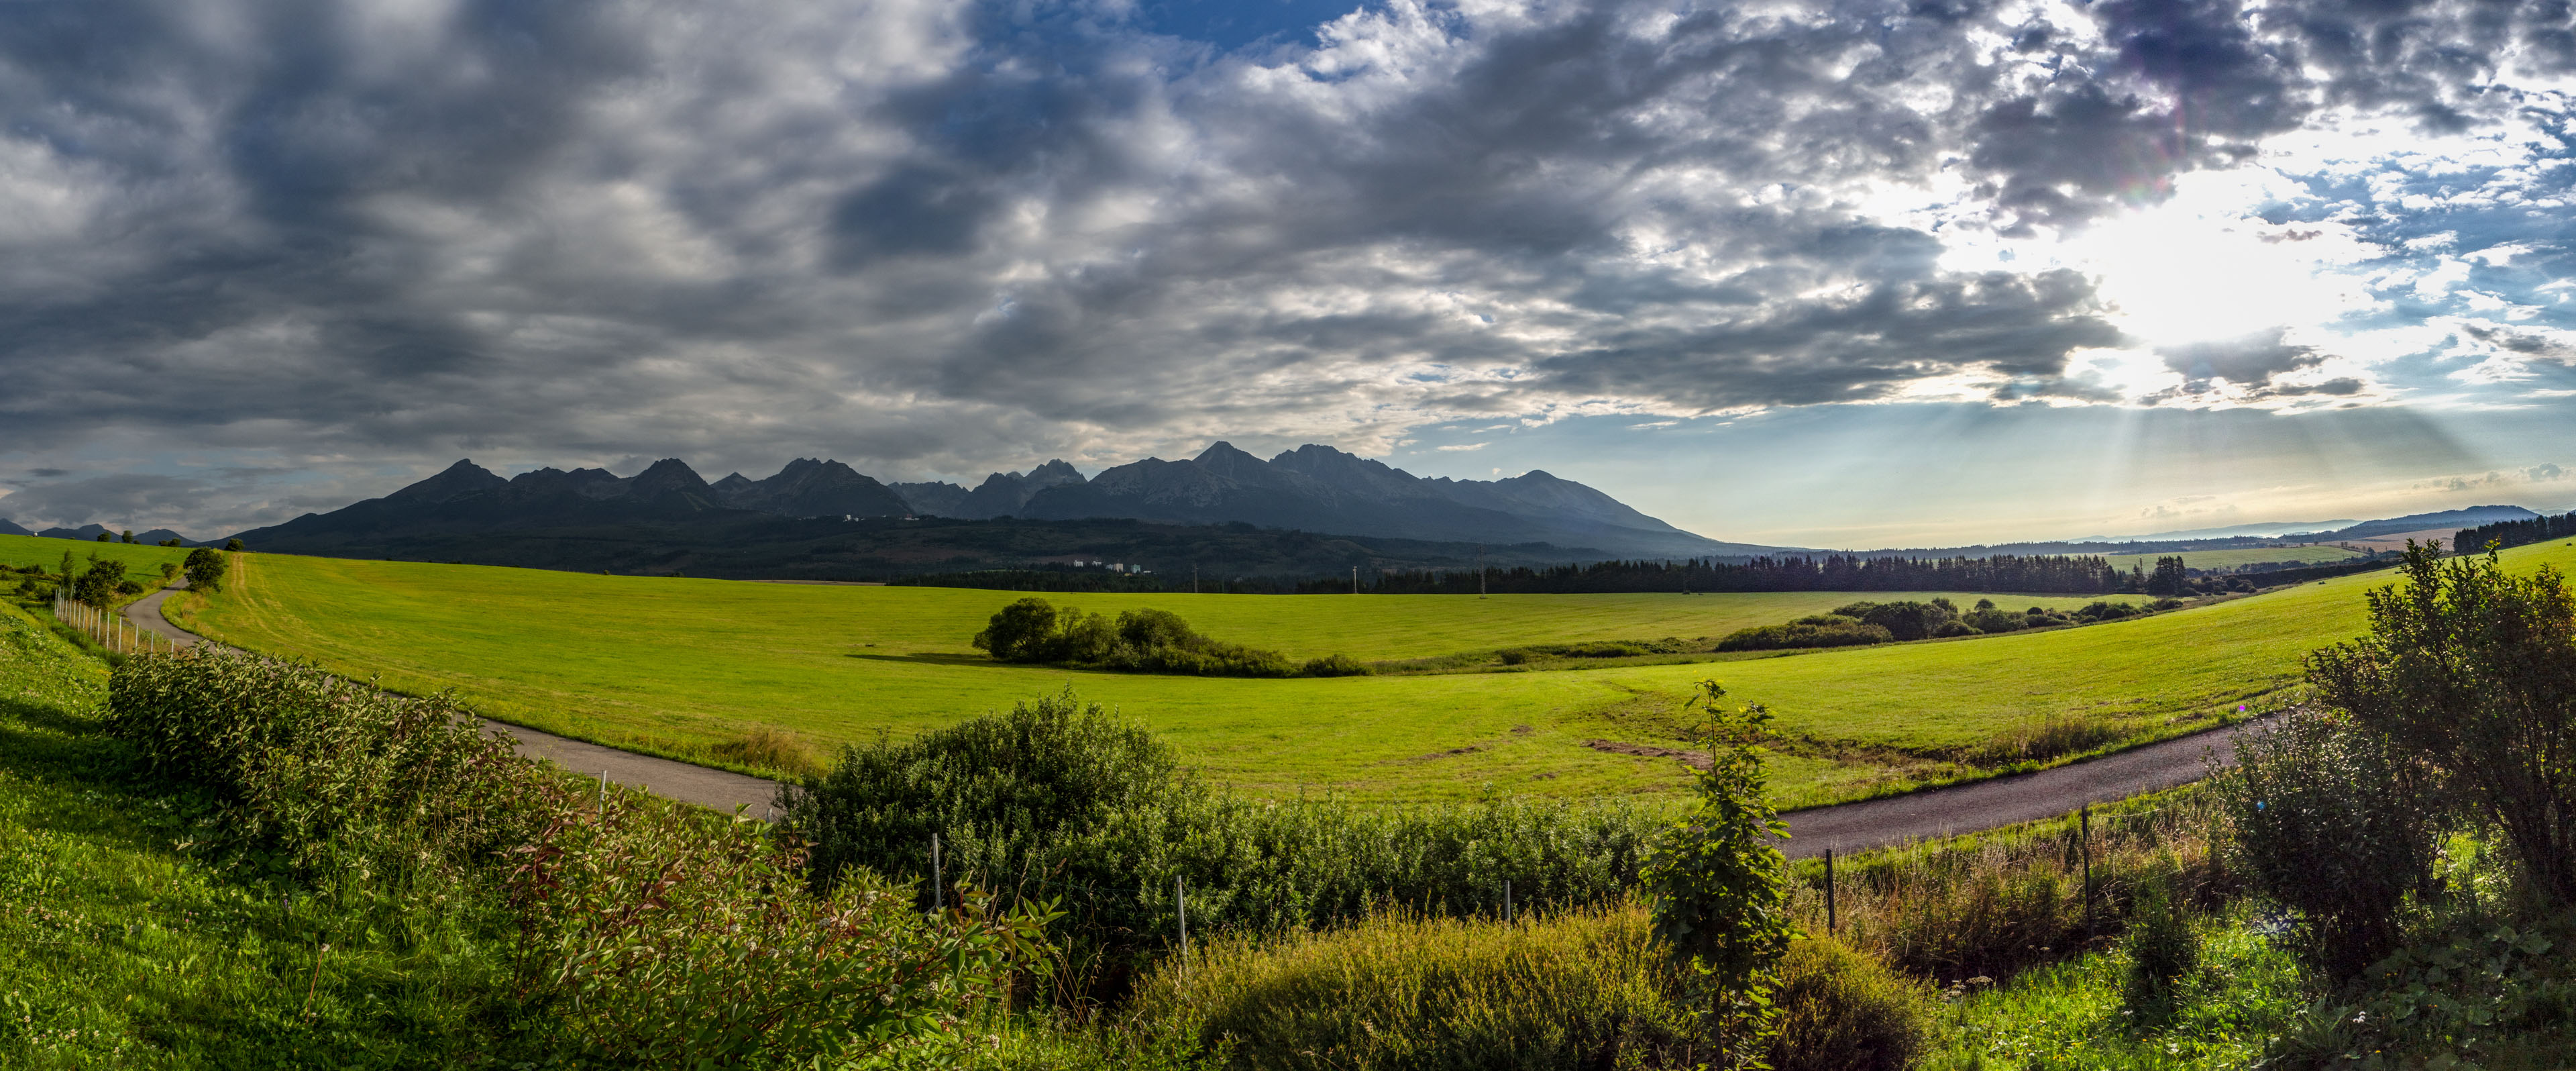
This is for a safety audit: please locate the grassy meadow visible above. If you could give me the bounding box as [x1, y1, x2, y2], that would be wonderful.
[0, 533, 196, 578]
[2096, 544, 2357, 572]
[170, 539, 2576, 805]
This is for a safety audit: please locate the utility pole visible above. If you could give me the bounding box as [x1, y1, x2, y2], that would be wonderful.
[1350, 566, 1358, 595]
[1192, 564, 1199, 595]
[1477, 545, 1487, 599]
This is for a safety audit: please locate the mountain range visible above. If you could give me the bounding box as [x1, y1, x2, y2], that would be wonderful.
[229, 443, 1766, 560]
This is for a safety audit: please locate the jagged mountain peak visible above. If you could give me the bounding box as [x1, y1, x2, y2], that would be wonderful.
[386, 459, 508, 503]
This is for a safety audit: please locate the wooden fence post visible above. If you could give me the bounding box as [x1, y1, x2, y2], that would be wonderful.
[1825, 847, 1837, 937]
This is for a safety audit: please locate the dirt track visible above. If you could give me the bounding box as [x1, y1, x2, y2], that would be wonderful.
[127, 580, 2253, 842]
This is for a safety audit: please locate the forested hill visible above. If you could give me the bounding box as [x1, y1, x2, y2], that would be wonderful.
[1333, 554, 2132, 595]
[2455, 509, 2576, 553]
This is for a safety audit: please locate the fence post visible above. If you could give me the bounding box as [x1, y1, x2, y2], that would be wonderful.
[932, 833, 943, 911]
[1177, 876, 1189, 963]
[2080, 804, 2094, 929]
[1825, 847, 1837, 937]
[1504, 879, 1513, 923]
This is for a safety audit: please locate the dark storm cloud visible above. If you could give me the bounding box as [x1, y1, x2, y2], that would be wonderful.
[1, 0, 2571, 531]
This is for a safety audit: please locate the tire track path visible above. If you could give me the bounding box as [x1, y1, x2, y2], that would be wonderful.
[127, 580, 2255, 842]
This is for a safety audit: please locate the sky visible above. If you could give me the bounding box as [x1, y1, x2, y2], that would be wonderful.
[2, 0, 2573, 547]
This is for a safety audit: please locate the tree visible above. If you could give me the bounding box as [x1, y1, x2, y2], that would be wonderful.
[225, 538, 244, 552]
[2308, 541, 2576, 905]
[58, 550, 74, 589]
[972, 597, 1061, 662]
[1644, 680, 1797, 1069]
[183, 548, 227, 593]
[71, 560, 128, 608]
[95, 531, 111, 542]
[119, 529, 134, 544]
[2146, 556, 2188, 597]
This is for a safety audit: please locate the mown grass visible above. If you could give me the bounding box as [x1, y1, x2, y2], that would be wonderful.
[169, 541, 2576, 804]
[0, 601, 528, 1069]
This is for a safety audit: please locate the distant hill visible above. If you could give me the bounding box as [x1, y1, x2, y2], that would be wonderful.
[2074, 519, 2361, 542]
[2282, 505, 2540, 542]
[0, 519, 28, 537]
[231, 445, 1778, 565]
[36, 523, 111, 541]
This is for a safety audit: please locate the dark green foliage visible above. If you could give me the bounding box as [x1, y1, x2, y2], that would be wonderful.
[972, 598, 1354, 678]
[2119, 879, 2199, 1021]
[1358, 553, 2126, 595]
[2216, 708, 2442, 980]
[2272, 909, 2576, 1069]
[70, 558, 127, 607]
[1713, 615, 1893, 652]
[96, 531, 112, 542]
[1297, 652, 1372, 676]
[1643, 681, 1797, 1068]
[1497, 638, 1693, 663]
[105, 648, 546, 878]
[2147, 555, 2189, 597]
[225, 538, 244, 551]
[184, 546, 228, 592]
[2455, 508, 2576, 554]
[1767, 937, 1931, 1071]
[1835, 599, 1959, 641]
[2309, 542, 2576, 905]
[784, 688, 1660, 994]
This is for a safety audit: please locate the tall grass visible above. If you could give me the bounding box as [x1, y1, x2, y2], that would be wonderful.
[1786, 790, 2232, 984]
[1127, 903, 1703, 1071]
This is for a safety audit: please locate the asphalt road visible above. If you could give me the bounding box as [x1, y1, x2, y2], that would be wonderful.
[127, 579, 2253, 842]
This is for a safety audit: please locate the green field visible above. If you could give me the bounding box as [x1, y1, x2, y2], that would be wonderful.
[172, 540, 2576, 806]
[2097, 544, 2358, 572]
[0, 532, 196, 576]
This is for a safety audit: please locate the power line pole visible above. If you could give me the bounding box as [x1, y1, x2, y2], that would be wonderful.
[1477, 545, 1487, 599]
[1350, 566, 1358, 595]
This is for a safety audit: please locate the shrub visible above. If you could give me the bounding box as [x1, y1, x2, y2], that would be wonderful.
[2216, 707, 2442, 979]
[1714, 616, 1892, 652]
[1128, 903, 1703, 1071]
[2309, 542, 2576, 906]
[785, 688, 1662, 997]
[1768, 937, 1931, 1071]
[105, 647, 544, 878]
[1834, 601, 1959, 641]
[1297, 653, 1371, 676]
[1643, 681, 1796, 1069]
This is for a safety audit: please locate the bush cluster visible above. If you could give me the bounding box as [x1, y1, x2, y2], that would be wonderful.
[973, 598, 1368, 677]
[1716, 597, 2150, 652]
[105, 648, 1045, 1066]
[2216, 542, 2576, 979]
[785, 688, 1660, 993]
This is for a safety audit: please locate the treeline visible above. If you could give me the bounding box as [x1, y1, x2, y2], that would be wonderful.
[1335, 554, 2130, 595]
[2455, 509, 2576, 553]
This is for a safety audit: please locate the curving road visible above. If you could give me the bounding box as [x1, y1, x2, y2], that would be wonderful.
[126, 581, 784, 817]
[126, 580, 2253, 843]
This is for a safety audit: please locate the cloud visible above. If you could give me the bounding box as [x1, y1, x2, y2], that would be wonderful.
[1433, 442, 1489, 452]
[2, 0, 2575, 531]
[2527, 463, 2567, 482]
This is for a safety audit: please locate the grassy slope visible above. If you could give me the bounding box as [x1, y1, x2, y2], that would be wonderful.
[176, 541, 2576, 805]
[0, 601, 518, 1068]
[0, 533, 196, 576]
[2098, 544, 2357, 572]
